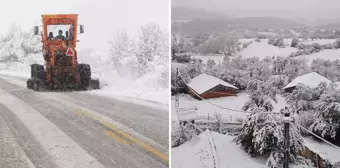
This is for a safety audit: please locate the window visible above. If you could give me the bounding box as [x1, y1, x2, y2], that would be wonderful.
[47, 24, 74, 41]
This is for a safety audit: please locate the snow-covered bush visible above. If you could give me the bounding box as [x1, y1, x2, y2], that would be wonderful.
[311, 43, 322, 53]
[206, 59, 216, 70]
[236, 108, 306, 167]
[108, 23, 168, 86]
[296, 111, 315, 134]
[0, 24, 42, 68]
[309, 83, 340, 145]
[286, 84, 315, 112]
[268, 38, 285, 48]
[291, 38, 299, 48]
[268, 38, 276, 45]
[174, 53, 191, 63]
[273, 38, 285, 48]
[186, 58, 203, 79]
[242, 41, 252, 49]
[311, 59, 340, 81]
[108, 29, 133, 70]
[323, 43, 334, 49]
[136, 23, 167, 76]
[236, 80, 307, 167]
[333, 38, 340, 49]
[334, 162, 340, 168]
[171, 121, 197, 147]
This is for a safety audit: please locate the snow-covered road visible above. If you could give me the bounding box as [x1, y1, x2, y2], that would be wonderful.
[0, 75, 169, 168]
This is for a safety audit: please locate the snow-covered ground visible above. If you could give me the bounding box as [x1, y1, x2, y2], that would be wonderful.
[301, 39, 336, 45]
[236, 39, 298, 58]
[304, 137, 340, 165]
[172, 93, 288, 122]
[191, 55, 225, 64]
[173, 130, 312, 168]
[239, 38, 255, 44]
[296, 49, 340, 65]
[173, 36, 340, 168]
[171, 61, 187, 71]
[191, 38, 340, 66]
[172, 92, 340, 167]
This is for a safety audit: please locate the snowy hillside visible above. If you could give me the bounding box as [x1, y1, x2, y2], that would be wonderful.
[236, 39, 297, 58]
[296, 49, 340, 65]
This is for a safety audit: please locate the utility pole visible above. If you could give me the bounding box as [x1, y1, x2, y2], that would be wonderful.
[175, 68, 179, 108]
[283, 106, 291, 168]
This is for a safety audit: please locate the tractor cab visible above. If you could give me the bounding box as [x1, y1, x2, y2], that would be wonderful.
[33, 14, 84, 67]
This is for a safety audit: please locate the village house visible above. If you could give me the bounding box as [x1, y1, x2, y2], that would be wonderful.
[186, 73, 238, 99]
[282, 72, 331, 93]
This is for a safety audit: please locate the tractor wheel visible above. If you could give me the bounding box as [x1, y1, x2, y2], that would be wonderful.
[27, 78, 33, 89]
[90, 79, 100, 90]
[77, 64, 91, 90]
[31, 64, 45, 81]
[32, 79, 44, 91]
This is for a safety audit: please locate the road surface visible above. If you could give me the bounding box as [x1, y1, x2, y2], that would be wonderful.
[0, 75, 169, 168]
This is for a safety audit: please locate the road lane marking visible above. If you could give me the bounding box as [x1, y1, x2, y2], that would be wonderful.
[74, 108, 169, 165]
[105, 130, 132, 145]
[0, 88, 105, 168]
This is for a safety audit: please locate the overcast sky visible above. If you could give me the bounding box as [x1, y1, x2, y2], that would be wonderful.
[172, 0, 340, 22]
[0, 0, 169, 55]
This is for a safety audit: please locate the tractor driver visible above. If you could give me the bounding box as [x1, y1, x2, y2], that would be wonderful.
[48, 32, 54, 40]
[55, 30, 65, 40]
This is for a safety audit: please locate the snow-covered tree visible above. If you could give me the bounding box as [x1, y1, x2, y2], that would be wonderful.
[171, 121, 197, 147]
[171, 33, 184, 57]
[309, 83, 340, 145]
[108, 29, 132, 69]
[206, 58, 216, 70]
[186, 58, 203, 79]
[136, 23, 166, 76]
[334, 38, 340, 49]
[237, 80, 306, 167]
[286, 84, 315, 112]
[0, 24, 42, 63]
[291, 38, 299, 48]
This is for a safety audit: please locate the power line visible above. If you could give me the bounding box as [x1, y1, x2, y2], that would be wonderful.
[294, 123, 340, 149]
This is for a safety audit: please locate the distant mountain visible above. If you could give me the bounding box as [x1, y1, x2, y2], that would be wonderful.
[172, 7, 306, 34]
[172, 6, 230, 21]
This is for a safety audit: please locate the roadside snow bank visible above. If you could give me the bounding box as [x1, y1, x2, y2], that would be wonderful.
[77, 48, 169, 105]
[90, 67, 168, 105]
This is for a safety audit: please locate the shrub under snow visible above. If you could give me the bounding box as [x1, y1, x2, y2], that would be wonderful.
[309, 83, 340, 145]
[236, 80, 307, 168]
[107, 23, 168, 88]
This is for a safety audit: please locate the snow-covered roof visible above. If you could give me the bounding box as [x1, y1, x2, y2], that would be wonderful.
[188, 74, 238, 94]
[282, 72, 331, 90]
